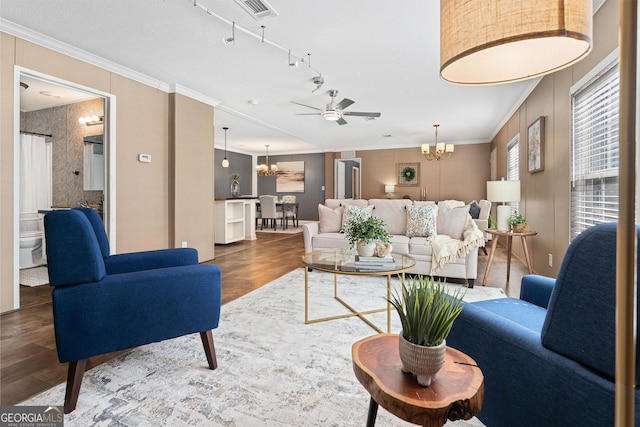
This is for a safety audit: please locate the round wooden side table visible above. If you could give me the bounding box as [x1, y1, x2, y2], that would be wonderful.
[352, 334, 484, 427]
[482, 228, 538, 285]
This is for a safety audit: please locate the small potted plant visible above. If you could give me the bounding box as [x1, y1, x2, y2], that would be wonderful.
[230, 173, 240, 197]
[387, 275, 465, 386]
[509, 210, 529, 233]
[345, 216, 390, 257]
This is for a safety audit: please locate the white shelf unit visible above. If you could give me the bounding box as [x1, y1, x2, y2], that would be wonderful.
[215, 199, 246, 244]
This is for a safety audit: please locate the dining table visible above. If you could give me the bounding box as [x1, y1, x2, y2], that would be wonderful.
[255, 199, 299, 229]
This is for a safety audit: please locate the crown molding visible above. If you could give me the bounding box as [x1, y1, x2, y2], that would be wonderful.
[1, 18, 171, 92]
[169, 84, 221, 107]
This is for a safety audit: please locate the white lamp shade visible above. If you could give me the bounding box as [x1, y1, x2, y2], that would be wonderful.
[486, 179, 521, 203]
[421, 144, 430, 154]
[440, 0, 593, 85]
[385, 185, 395, 194]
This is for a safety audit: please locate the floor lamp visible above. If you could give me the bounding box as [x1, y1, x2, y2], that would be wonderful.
[486, 179, 521, 232]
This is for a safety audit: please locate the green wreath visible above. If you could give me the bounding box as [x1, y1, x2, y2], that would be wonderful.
[401, 166, 416, 182]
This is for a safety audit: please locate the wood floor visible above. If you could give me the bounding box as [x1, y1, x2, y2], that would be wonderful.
[0, 231, 526, 405]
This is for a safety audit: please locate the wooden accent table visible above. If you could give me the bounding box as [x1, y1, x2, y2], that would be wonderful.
[482, 228, 538, 286]
[352, 334, 484, 427]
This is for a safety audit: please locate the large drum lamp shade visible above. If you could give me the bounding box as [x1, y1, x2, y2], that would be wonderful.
[440, 0, 593, 85]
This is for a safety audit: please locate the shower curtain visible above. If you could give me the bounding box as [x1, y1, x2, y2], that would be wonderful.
[20, 134, 52, 213]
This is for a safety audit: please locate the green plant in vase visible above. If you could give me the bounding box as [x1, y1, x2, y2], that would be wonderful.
[509, 210, 529, 232]
[344, 216, 390, 257]
[230, 173, 240, 197]
[387, 275, 465, 386]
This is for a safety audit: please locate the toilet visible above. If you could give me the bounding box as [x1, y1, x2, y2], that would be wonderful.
[19, 212, 46, 269]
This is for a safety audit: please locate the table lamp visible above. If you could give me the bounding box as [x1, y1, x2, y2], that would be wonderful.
[385, 184, 395, 199]
[486, 178, 521, 232]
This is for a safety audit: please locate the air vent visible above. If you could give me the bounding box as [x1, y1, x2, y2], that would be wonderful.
[234, 0, 278, 20]
[341, 151, 356, 159]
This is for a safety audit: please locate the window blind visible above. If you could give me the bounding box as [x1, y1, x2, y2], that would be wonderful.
[570, 63, 619, 240]
[506, 135, 520, 213]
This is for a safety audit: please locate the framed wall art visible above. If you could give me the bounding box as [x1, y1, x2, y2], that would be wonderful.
[527, 116, 545, 173]
[276, 161, 305, 192]
[396, 163, 420, 186]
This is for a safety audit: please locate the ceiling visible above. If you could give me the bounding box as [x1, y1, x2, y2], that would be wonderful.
[2, 0, 539, 156]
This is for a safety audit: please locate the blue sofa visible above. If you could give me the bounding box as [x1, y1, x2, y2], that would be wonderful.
[45, 208, 222, 413]
[447, 223, 640, 426]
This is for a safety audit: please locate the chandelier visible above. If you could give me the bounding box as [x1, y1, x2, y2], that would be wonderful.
[421, 124, 454, 161]
[256, 144, 278, 176]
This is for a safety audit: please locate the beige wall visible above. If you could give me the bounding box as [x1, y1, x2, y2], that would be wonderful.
[356, 144, 490, 202]
[170, 93, 215, 261]
[489, 0, 619, 277]
[0, 35, 216, 312]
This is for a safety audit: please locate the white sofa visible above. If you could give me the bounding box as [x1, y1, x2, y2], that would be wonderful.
[303, 198, 488, 286]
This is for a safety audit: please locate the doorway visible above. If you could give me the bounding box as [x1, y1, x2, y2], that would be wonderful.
[13, 68, 116, 310]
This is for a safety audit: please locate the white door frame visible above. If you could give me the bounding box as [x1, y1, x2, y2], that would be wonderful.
[12, 66, 117, 310]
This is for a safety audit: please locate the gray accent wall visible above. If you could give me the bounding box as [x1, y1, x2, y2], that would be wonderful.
[257, 152, 325, 221]
[214, 149, 253, 197]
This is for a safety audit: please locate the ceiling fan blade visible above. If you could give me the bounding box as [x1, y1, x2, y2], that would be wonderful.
[290, 100, 323, 111]
[336, 117, 348, 125]
[335, 98, 355, 110]
[296, 113, 322, 115]
[343, 111, 382, 118]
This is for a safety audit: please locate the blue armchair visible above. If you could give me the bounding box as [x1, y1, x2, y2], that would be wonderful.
[447, 223, 640, 426]
[44, 208, 222, 413]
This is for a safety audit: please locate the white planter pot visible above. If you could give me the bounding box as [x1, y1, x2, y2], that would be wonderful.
[356, 240, 376, 257]
[398, 334, 446, 386]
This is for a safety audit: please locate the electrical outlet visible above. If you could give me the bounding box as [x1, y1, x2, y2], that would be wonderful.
[182, 241, 188, 248]
[548, 253, 553, 267]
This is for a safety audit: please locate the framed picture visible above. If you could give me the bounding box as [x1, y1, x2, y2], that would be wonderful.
[276, 161, 305, 192]
[528, 116, 545, 173]
[396, 163, 420, 186]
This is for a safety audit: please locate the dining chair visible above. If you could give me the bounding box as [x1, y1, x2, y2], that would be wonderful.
[281, 195, 298, 228]
[258, 195, 283, 230]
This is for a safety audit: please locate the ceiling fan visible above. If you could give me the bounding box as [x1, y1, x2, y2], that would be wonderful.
[290, 89, 381, 125]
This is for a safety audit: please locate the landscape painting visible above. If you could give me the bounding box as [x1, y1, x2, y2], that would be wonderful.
[276, 161, 305, 192]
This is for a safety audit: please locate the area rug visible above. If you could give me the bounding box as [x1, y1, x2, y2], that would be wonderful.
[19, 265, 49, 287]
[255, 220, 316, 234]
[22, 269, 504, 426]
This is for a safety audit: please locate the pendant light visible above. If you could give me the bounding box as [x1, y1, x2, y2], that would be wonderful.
[439, 0, 593, 85]
[221, 127, 229, 168]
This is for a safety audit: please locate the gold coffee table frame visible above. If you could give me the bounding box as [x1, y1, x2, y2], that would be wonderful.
[301, 249, 416, 333]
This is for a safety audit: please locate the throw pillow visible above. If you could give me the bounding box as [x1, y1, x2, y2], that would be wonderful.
[406, 204, 438, 238]
[437, 204, 471, 240]
[341, 204, 374, 235]
[318, 204, 343, 233]
[468, 200, 481, 219]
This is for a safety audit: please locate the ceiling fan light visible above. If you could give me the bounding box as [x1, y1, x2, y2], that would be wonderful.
[322, 110, 341, 121]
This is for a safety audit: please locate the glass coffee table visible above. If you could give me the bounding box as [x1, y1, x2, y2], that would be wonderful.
[301, 248, 416, 333]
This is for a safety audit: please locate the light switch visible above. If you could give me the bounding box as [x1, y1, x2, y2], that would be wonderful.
[138, 154, 151, 163]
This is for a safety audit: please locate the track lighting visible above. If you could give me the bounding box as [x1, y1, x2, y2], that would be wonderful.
[223, 21, 235, 45]
[288, 50, 298, 67]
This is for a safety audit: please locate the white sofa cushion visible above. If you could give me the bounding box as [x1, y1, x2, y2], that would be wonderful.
[437, 204, 471, 240]
[406, 204, 438, 237]
[369, 198, 413, 236]
[318, 204, 343, 233]
[324, 199, 369, 209]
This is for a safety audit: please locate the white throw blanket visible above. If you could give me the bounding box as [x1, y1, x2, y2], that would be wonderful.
[430, 215, 485, 274]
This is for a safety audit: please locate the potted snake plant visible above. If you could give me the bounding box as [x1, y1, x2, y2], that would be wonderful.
[387, 275, 465, 386]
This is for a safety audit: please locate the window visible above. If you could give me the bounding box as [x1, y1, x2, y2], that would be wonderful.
[506, 135, 520, 213]
[570, 61, 620, 240]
